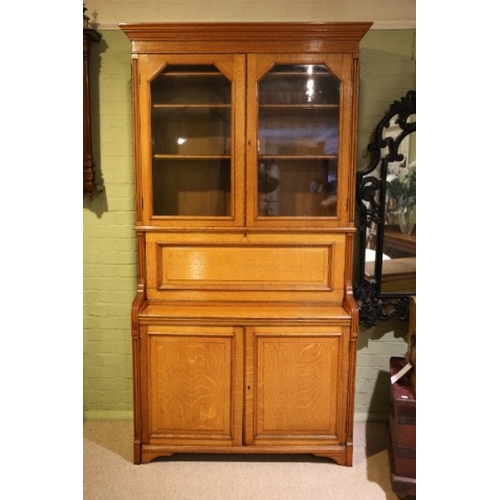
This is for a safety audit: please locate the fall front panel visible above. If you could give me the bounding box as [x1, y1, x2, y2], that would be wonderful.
[145, 232, 346, 303]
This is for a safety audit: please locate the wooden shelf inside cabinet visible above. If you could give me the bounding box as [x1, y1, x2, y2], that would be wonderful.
[154, 155, 232, 159]
[153, 105, 232, 109]
[157, 71, 227, 76]
[258, 156, 338, 160]
[260, 104, 339, 109]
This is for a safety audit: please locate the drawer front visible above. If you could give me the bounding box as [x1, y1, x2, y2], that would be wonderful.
[145, 232, 347, 303]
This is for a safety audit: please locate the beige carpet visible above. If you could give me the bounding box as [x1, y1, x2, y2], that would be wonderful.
[84, 421, 412, 499]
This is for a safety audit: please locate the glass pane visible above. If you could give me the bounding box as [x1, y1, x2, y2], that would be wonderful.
[152, 107, 230, 156]
[152, 159, 230, 216]
[151, 65, 232, 216]
[258, 64, 340, 217]
[151, 65, 231, 105]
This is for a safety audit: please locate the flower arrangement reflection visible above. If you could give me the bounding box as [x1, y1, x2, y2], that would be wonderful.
[386, 160, 416, 234]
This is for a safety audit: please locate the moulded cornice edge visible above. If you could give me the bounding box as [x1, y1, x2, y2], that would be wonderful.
[94, 20, 415, 31]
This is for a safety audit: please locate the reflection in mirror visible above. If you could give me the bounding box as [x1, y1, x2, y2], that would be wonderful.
[354, 91, 416, 327]
[381, 113, 416, 294]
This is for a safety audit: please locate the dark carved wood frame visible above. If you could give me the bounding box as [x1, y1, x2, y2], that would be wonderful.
[83, 5, 102, 196]
[354, 91, 416, 328]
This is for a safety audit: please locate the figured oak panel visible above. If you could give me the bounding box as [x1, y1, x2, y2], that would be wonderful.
[147, 325, 243, 445]
[246, 325, 348, 446]
[161, 244, 329, 288]
[145, 232, 346, 302]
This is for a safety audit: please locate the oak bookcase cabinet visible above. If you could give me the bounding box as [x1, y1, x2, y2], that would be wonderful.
[120, 22, 372, 465]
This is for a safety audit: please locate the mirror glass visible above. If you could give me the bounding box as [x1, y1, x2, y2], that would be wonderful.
[355, 91, 416, 326]
[379, 115, 416, 294]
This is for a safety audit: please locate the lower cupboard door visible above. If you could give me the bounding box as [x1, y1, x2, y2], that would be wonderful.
[145, 324, 244, 446]
[245, 325, 349, 446]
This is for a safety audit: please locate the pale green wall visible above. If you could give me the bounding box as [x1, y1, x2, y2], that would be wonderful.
[83, 28, 416, 422]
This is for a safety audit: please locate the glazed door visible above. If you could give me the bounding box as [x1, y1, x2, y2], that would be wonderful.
[244, 325, 349, 446]
[143, 325, 244, 446]
[246, 53, 356, 228]
[135, 54, 246, 227]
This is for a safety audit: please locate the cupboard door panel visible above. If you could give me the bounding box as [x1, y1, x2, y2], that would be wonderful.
[245, 325, 348, 445]
[146, 325, 243, 446]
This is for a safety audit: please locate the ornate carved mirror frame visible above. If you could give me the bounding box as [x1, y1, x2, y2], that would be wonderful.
[83, 4, 102, 197]
[354, 91, 416, 328]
